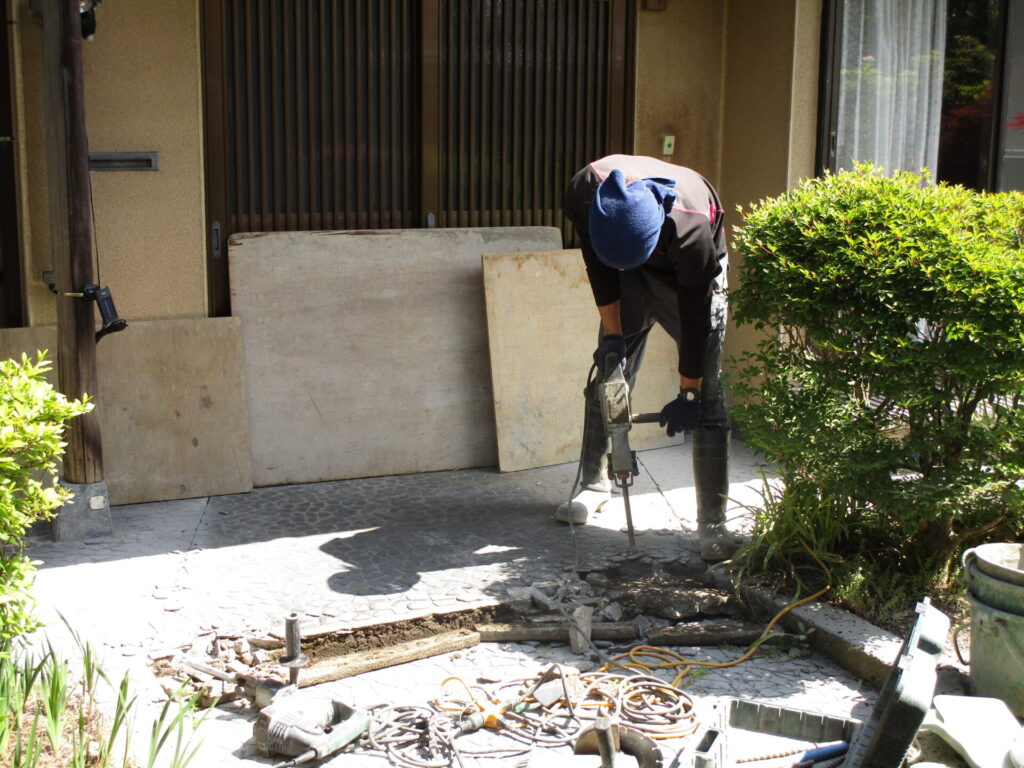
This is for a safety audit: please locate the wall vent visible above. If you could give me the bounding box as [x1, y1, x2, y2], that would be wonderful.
[88, 152, 159, 171]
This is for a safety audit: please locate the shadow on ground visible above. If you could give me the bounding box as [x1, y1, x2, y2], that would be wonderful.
[24, 446, 771, 646]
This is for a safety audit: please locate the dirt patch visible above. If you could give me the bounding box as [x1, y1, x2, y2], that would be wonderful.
[587, 559, 738, 622]
[298, 606, 509, 663]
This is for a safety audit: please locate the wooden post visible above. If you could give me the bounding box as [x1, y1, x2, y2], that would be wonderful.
[41, 0, 103, 485]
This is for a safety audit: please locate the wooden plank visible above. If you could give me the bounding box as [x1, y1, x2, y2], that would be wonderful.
[0, 318, 252, 505]
[96, 318, 252, 504]
[476, 622, 637, 643]
[476, 621, 766, 646]
[298, 629, 480, 686]
[647, 622, 768, 647]
[482, 249, 683, 472]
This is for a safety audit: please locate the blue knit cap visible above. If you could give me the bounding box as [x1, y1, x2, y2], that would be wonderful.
[588, 169, 677, 269]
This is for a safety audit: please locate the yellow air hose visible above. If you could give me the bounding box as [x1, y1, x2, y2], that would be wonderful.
[601, 537, 833, 688]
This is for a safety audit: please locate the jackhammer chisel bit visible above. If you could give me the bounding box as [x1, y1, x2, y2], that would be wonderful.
[181, 659, 294, 709]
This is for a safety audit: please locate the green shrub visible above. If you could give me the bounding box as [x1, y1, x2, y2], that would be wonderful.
[0, 353, 92, 640]
[730, 165, 1024, 584]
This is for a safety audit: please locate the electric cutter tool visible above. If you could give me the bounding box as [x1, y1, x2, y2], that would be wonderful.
[597, 352, 661, 548]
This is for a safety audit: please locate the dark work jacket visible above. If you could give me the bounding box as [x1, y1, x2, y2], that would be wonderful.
[563, 154, 726, 378]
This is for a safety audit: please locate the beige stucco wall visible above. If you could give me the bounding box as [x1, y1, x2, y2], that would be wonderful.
[788, 0, 824, 187]
[9, 0, 819, 331]
[634, 1, 726, 183]
[9, 0, 48, 325]
[718, 0, 821, 368]
[11, 0, 207, 325]
[9, 0, 821, 354]
[634, 0, 822, 380]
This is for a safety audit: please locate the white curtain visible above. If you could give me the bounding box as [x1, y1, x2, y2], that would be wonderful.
[836, 0, 947, 175]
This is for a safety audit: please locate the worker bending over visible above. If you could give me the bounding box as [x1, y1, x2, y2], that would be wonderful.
[559, 154, 738, 562]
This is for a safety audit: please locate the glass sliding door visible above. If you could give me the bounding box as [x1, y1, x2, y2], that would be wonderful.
[819, 0, 1024, 192]
[935, 0, 1001, 189]
[996, 0, 1024, 190]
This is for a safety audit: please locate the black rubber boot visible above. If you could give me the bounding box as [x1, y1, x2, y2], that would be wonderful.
[555, 384, 611, 524]
[692, 428, 739, 561]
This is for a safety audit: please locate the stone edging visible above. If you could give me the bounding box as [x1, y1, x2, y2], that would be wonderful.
[705, 566, 903, 688]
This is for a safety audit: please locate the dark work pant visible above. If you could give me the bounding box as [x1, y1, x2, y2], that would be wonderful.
[579, 259, 729, 491]
[612, 259, 729, 428]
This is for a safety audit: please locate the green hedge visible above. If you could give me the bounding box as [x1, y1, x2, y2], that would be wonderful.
[730, 165, 1024, 581]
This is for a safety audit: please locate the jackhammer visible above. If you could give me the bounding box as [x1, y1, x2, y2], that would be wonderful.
[253, 614, 370, 767]
[596, 352, 661, 548]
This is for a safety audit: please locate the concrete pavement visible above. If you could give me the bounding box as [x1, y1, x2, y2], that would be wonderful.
[23, 440, 968, 767]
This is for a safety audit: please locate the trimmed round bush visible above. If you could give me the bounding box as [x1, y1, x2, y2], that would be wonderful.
[730, 165, 1024, 580]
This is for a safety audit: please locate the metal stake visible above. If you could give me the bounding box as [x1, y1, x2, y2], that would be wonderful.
[279, 612, 309, 686]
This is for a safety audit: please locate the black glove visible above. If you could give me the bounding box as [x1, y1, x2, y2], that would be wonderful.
[659, 388, 702, 437]
[593, 334, 626, 376]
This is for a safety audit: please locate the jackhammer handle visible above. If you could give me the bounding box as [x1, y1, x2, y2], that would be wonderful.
[631, 412, 661, 424]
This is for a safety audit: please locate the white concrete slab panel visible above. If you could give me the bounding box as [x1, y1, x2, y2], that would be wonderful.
[482, 249, 684, 472]
[229, 228, 563, 486]
[0, 319, 253, 505]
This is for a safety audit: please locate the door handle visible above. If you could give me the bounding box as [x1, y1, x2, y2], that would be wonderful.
[211, 220, 222, 259]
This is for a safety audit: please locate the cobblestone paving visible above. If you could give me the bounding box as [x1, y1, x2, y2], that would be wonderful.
[22, 443, 890, 768]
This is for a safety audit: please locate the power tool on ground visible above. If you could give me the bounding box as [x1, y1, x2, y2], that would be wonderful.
[254, 690, 371, 767]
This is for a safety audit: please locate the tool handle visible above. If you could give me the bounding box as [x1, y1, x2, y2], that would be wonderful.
[799, 742, 848, 764]
[604, 350, 622, 374]
[631, 412, 661, 424]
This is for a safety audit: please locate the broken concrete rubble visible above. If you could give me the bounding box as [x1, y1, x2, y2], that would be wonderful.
[152, 561, 768, 712]
[602, 601, 625, 621]
[568, 605, 594, 653]
[505, 585, 533, 613]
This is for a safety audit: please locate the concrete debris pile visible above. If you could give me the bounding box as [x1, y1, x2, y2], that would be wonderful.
[522, 561, 739, 622]
[149, 628, 287, 706]
[491, 562, 767, 658]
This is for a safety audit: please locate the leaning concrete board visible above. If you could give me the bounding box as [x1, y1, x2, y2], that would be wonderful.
[482, 250, 684, 473]
[0, 318, 253, 505]
[229, 228, 563, 486]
